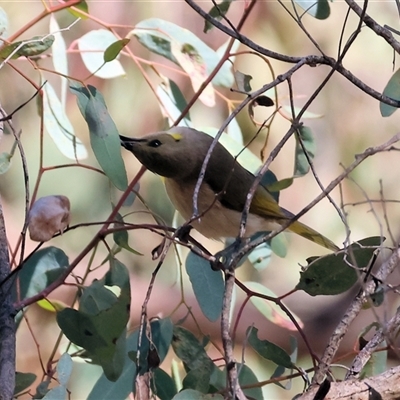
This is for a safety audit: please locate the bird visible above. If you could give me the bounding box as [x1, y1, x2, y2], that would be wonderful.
[120, 127, 339, 251]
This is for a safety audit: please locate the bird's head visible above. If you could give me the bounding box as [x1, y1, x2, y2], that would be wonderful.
[120, 127, 214, 179]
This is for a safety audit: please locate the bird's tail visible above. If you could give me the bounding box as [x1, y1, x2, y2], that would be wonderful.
[287, 220, 339, 251]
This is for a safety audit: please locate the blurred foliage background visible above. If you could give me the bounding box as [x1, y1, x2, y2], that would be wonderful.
[1, 0, 400, 398]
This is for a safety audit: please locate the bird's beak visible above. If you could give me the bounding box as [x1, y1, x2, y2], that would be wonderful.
[119, 135, 144, 151]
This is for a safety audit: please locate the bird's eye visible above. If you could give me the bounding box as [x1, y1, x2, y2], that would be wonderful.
[148, 139, 162, 148]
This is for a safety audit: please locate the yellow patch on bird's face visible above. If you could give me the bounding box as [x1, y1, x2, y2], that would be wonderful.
[170, 133, 183, 141]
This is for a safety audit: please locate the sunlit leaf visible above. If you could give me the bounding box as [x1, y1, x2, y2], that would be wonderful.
[43, 81, 87, 160]
[104, 38, 130, 62]
[171, 42, 215, 107]
[78, 29, 125, 79]
[132, 18, 233, 87]
[68, 0, 89, 19]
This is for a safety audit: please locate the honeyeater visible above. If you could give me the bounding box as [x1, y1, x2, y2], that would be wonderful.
[120, 127, 338, 251]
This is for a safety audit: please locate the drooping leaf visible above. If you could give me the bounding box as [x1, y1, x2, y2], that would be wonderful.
[294, 126, 316, 177]
[244, 282, 301, 330]
[104, 38, 130, 62]
[70, 83, 128, 190]
[17, 247, 69, 302]
[78, 29, 125, 78]
[185, 251, 224, 322]
[380, 68, 400, 117]
[132, 18, 234, 87]
[247, 326, 294, 369]
[204, 0, 234, 33]
[297, 237, 382, 296]
[43, 81, 87, 160]
[295, 0, 330, 19]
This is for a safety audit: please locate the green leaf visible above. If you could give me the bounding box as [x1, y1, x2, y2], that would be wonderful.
[294, 126, 315, 177]
[17, 246, 69, 301]
[266, 177, 293, 193]
[172, 326, 214, 372]
[0, 35, 54, 59]
[113, 212, 142, 255]
[70, 83, 128, 190]
[57, 261, 131, 381]
[132, 18, 233, 87]
[297, 237, 382, 296]
[238, 364, 263, 400]
[14, 372, 36, 395]
[43, 81, 87, 160]
[104, 39, 130, 62]
[68, 1, 89, 19]
[87, 329, 140, 400]
[204, 0, 233, 33]
[78, 29, 125, 78]
[234, 71, 252, 93]
[247, 326, 294, 369]
[380, 68, 400, 117]
[152, 368, 177, 400]
[295, 0, 330, 19]
[185, 251, 224, 322]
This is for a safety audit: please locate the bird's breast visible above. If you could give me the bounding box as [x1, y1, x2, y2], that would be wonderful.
[164, 178, 281, 239]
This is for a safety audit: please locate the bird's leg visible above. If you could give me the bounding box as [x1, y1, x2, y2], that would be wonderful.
[211, 237, 248, 271]
[175, 224, 193, 243]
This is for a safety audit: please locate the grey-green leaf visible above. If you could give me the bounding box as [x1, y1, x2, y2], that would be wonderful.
[185, 251, 224, 322]
[70, 83, 128, 190]
[295, 0, 330, 19]
[132, 18, 233, 87]
[380, 68, 400, 117]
